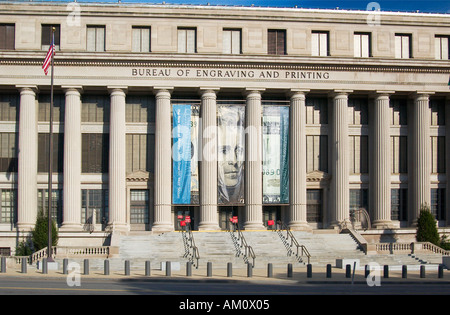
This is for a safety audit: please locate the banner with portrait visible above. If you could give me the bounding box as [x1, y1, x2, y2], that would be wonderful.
[217, 105, 245, 204]
[262, 106, 289, 204]
[172, 104, 200, 204]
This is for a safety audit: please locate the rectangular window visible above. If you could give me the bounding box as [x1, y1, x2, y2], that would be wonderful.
[395, 34, 412, 59]
[350, 189, 368, 213]
[390, 98, 407, 125]
[268, 29, 286, 55]
[391, 136, 408, 174]
[38, 133, 64, 173]
[431, 136, 445, 174]
[306, 135, 328, 173]
[81, 95, 110, 122]
[38, 93, 65, 122]
[178, 28, 196, 53]
[82, 133, 109, 173]
[311, 31, 328, 56]
[87, 26, 105, 52]
[41, 24, 60, 50]
[354, 33, 371, 57]
[431, 188, 446, 221]
[132, 26, 151, 53]
[38, 189, 62, 225]
[0, 133, 17, 173]
[130, 190, 149, 224]
[391, 188, 407, 221]
[126, 134, 151, 174]
[81, 189, 108, 224]
[223, 29, 241, 54]
[305, 97, 328, 124]
[435, 35, 449, 60]
[0, 189, 16, 224]
[0, 24, 15, 50]
[307, 189, 322, 223]
[348, 98, 368, 125]
[0, 93, 19, 122]
[349, 135, 368, 174]
[430, 99, 445, 126]
[126, 95, 155, 123]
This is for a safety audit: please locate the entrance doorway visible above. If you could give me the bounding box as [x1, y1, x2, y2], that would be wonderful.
[174, 206, 196, 231]
[219, 206, 240, 230]
[263, 206, 281, 229]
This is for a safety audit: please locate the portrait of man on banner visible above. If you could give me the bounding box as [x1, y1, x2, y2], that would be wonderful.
[217, 105, 245, 204]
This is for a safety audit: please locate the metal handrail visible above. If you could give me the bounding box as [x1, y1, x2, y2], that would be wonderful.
[276, 221, 311, 264]
[181, 226, 200, 268]
[228, 223, 256, 267]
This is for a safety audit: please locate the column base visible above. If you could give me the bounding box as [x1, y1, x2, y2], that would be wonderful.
[107, 222, 130, 233]
[372, 220, 397, 229]
[152, 223, 174, 233]
[59, 223, 83, 232]
[198, 223, 221, 231]
[16, 223, 35, 232]
[288, 222, 312, 231]
[244, 222, 265, 230]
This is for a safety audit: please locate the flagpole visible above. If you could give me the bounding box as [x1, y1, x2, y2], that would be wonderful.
[47, 27, 55, 262]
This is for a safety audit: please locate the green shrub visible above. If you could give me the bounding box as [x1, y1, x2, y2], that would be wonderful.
[416, 204, 440, 246]
[15, 240, 32, 256]
[31, 210, 58, 251]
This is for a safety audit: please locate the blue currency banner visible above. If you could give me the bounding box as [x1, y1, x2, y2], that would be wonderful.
[172, 105, 192, 204]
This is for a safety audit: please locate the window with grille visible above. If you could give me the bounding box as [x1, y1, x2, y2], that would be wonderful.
[82, 133, 109, 173]
[431, 188, 446, 221]
[81, 189, 108, 224]
[354, 33, 371, 58]
[268, 29, 286, 55]
[311, 31, 328, 56]
[87, 26, 105, 52]
[391, 136, 408, 174]
[132, 27, 151, 53]
[41, 24, 60, 50]
[307, 189, 323, 223]
[130, 190, 149, 224]
[0, 94, 19, 122]
[395, 34, 412, 59]
[0, 24, 15, 50]
[38, 189, 62, 225]
[0, 189, 16, 224]
[223, 29, 241, 54]
[391, 188, 407, 221]
[305, 97, 328, 124]
[0, 133, 17, 173]
[38, 133, 64, 173]
[435, 35, 449, 60]
[306, 135, 328, 173]
[178, 28, 196, 53]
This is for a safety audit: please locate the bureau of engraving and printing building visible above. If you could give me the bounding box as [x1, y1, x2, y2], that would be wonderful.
[0, 1, 449, 249]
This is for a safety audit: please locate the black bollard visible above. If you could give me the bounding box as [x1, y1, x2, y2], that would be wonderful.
[267, 263, 273, 278]
[345, 264, 351, 278]
[207, 262, 212, 277]
[166, 261, 171, 276]
[186, 261, 192, 277]
[326, 264, 332, 278]
[84, 259, 89, 275]
[42, 258, 48, 274]
[227, 262, 233, 278]
[63, 258, 68, 275]
[125, 260, 130, 276]
[247, 263, 253, 278]
[438, 264, 444, 278]
[21, 257, 27, 274]
[287, 263, 293, 278]
[402, 265, 407, 278]
[0, 257, 5, 273]
[307, 263, 312, 278]
[420, 265, 426, 278]
[145, 261, 151, 276]
[383, 265, 389, 278]
[104, 259, 110, 275]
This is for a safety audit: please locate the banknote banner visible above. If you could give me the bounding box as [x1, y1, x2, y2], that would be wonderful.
[263, 106, 289, 204]
[217, 105, 245, 204]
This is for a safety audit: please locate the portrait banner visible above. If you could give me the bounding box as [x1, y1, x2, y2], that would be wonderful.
[217, 105, 245, 204]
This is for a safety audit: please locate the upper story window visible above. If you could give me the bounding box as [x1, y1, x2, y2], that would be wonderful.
[0, 24, 14, 50]
[87, 25, 105, 52]
[267, 29, 286, 55]
[311, 31, 329, 56]
[223, 29, 241, 54]
[132, 26, 151, 53]
[435, 35, 449, 60]
[395, 33, 412, 59]
[178, 28, 196, 53]
[354, 33, 371, 58]
[41, 24, 60, 51]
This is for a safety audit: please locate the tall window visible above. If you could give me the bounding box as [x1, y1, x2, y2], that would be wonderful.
[349, 136, 368, 174]
[311, 31, 328, 56]
[268, 29, 286, 55]
[126, 95, 155, 123]
[350, 189, 368, 213]
[130, 190, 149, 224]
[0, 189, 16, 224]
[0, 94, 19, 122]
[82, 133, 109, 173]
[431, 136, 445, 174]
[38, 133, 64, 173]
[87, 26, 105, 52]
[431, 188, 446, 221]
[395, 34, 412, 59]
[38, 189, 62, 225]
[305, 97, 328, 124]
[178, 28, 196, 53]
[126, 134, 153, 174]
[82, 95, 110, 122]
[390, 98, 407, 125]
[391, 188, 407, 221]
[391, 136, 407, 174]
[306, 135, 328, 173]
[435, 35, 449, 60]
[223, 29, 241, 54]
[0, 24, 15, 50]
[348, 98, 368, 125]
[41, 24, 60, 50]
[307, 189, 322, 223]
[0, 133, 17, 173]
[38, 93, 65, 122]
[430, 99, 445, 126]
[132, 26, 151, 53]
[354, 33, 371, 58]
[81, 189, 108, 224]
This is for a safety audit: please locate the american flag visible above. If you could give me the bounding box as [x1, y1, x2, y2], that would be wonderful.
[42, 41, 55, 75]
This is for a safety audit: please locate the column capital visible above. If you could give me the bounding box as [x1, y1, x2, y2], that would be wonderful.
[288, 89, 309, 99]
[330, 89, 353, 98]
[107, 86, 128, 95]
[244, 88, 265, 97]
[16, 85, 38, 94]
[153, 87, 173, 98]
[62, 86, 83, 95]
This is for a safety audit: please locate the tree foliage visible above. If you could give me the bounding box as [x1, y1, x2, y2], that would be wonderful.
[31, 210, 58, 251]
[416, 204, 440, 246]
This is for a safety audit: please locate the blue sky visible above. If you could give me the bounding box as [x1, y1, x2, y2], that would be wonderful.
[20, 0, 450, 13]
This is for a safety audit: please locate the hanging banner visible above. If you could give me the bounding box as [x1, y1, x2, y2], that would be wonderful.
[217, 105, 245, 204]
[263, 106, 289, 204]
[190, 105, 200, 204]
[172, 105, 192, 204]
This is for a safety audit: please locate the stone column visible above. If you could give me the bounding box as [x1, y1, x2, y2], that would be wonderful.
[108, 87, 128, 232]
[446, 95, 450, 227]
[61, 86, 82, 231]
[17, 86, 38, 231]
[411, 92, 432, 224]
[288, 90, 310, 230]
[372, 92, 394, 228]
[153, 88, 174, 232]
[199, 88, 220, 230]
[330, 91, 351, 228]
[244, 89, 265, 230]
